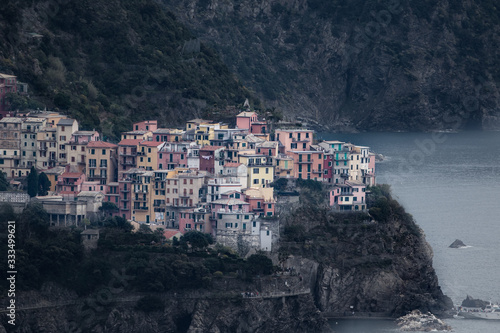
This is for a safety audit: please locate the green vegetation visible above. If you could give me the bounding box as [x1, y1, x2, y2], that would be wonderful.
[26, 166, 38, 197]
[37, 172, 51, 196]
[0, 0, 258, 139]
[0, 171, 9, 191]
[0, 205, 274, 297]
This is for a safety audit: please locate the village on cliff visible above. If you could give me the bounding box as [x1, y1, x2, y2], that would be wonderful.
[0, 73, 376, 253]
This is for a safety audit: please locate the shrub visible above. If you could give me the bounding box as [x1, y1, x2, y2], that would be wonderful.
[135, 295, 164, 312]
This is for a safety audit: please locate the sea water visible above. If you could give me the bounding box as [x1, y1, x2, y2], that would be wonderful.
[319, 131, 500, 333]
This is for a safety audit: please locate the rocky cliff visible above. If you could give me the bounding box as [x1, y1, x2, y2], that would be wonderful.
[0, 283, 330, 333]
[161, 0, 500, 131]
[279, 187, 453, 317]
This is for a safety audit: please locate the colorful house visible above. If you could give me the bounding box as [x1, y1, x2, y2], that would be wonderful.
[329, 180, 367, 211]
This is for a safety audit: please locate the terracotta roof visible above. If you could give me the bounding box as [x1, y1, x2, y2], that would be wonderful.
[237, 111, 257, 117]
[140, 141, 162, 147]
[118, 139, 142, 146]
[200, 145, 224, 151]
[87, 141, 118, 148]
[61, 172, 84, 178]
[164, 229, 183, 240]
[224, 162, 242, 167]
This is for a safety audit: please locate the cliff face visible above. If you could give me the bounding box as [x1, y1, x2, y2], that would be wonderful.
[280, 196, 453, 317]
[161, 0, 500, 131]
[0, 287, 329, 333]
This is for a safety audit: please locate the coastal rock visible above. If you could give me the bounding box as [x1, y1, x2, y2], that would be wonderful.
[449, 239, 466, 248]
[461, 295, 487, 309]
[396, 310, 452, 332]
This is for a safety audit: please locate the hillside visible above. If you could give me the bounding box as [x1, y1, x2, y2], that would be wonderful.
[161, 0, 500, 131]
[2, 0, 499, 137]
[0, 0, 257, 139]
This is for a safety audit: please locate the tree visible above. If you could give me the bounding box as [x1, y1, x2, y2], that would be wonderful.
[245, 253, 273, 276]
[180, 231, 213, 251]
[27, 166, 38, 197]
[99, 201, 118, 217]
[38, 172, 51, 196]
[0, 171, 8, 191]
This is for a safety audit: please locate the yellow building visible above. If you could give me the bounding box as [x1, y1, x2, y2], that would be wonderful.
[186, 119, 228, 146]
[275, 154, 294, 179]
[137, 141, 163, 171]
[238, 154, 274, 188]
[130, 170, 155, 224]
[120, 130, 152, 141]
[41, 166, 66, 192]
[86, 141, 118, 185]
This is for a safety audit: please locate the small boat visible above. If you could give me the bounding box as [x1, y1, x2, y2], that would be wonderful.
[458, 302, 500, 320]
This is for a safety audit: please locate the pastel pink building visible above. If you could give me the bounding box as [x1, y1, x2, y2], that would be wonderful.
[178, 207, 212, 234]
[275, 129, 314, 152]
[118, 139, 142, 180]
[289, 151, 324, 181]
[132, 120, 157, 132]
[329, 180, 367, 211]
[236, 111, 258, 130]
[157, 142, 190, 170]
[56, 172, 86, 198]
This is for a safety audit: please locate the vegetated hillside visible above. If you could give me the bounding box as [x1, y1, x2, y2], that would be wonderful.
[162, 0, 500, 132]
[279, 183, 453, 316]
[0, 0, 257, 139]
[0, 203, 330, 332]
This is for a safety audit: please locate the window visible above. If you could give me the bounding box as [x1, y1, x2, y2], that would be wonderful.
[253, 179, 259, 184]
[91, 149, 95, 155]
[102, 149, 106, 155]
[253, 168, 259, 174]
[268, 204, 272, 209]
[266, 168, 269, 174]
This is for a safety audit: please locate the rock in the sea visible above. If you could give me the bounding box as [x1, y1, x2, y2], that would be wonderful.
[461, 295, 487, 308]
[397, 310, 452, 332]
[449, 239, 466, 248]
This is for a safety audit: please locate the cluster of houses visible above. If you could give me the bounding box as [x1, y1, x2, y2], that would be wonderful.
[0, 88, 376, 252]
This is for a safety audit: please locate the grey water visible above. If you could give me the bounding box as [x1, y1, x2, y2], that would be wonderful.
[320, 131, 500, 333]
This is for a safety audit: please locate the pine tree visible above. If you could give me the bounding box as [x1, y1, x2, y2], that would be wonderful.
[27, 166, 38, 197]
[0, 171, 8, 191]
[38, 172, 51, 196]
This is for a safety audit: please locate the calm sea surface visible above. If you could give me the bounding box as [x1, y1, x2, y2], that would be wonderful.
[319, 131, 500, 333]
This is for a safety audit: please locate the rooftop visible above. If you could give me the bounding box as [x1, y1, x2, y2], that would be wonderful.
[211, 198, 249, 206]
[237, 111, 258, 117]
[118, 139, 142, 146]
[0, 117, 23, 123]
[73, 130, 98, 136]
[87, 141, 118, 148]
[57, 119, 76, 126]
[200, 145, 224, 151]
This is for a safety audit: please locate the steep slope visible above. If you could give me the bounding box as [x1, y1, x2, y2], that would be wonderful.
[279, 185, 453, 316]
[161, 0, 500, 131]
[0, 0, 256, 139]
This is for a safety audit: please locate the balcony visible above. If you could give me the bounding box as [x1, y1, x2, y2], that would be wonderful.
[297, 160, 312, 164]
[179, 193, 190, 198]
[135, 206, 149, 210]
[120, 160, 135, 165]
[312, 169, 322, 174]
[247, 160, 273, 167]
[291, 138, 309, 143]
[120, 151, 137, 157]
